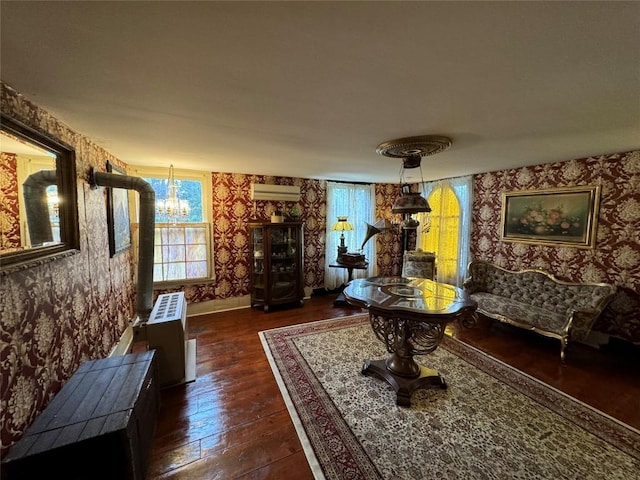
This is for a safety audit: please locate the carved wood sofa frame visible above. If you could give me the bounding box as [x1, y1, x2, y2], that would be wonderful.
[463, 260, 616, 362]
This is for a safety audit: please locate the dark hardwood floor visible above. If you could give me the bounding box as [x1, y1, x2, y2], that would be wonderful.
[143, 295, 640, 479]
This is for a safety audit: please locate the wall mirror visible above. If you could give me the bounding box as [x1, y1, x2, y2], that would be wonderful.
[0, 114, 80, 270]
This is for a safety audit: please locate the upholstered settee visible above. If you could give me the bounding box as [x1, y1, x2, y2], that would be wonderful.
[463, 261, 616, 361]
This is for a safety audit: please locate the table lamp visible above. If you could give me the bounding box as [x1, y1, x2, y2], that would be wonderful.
[331, 216, 354, 261]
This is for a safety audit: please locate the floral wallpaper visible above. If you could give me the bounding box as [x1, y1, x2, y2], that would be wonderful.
[210, 174, 328, 299]
[157, 174, 403, 303]
[3, 78, 637, 462]
[0, 152, 21, 250]
[471, 151, 640, 343]
[1, 82, 136, 457]
[375, 183, 405, 276]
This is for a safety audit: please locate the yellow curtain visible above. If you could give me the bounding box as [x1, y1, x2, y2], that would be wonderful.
[417, 186, 460, 283]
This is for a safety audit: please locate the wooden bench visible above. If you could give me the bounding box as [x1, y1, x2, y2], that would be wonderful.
[1, 351, 159, 479]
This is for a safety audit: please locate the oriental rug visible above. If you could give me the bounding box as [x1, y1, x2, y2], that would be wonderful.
[259, 314, 640, 480]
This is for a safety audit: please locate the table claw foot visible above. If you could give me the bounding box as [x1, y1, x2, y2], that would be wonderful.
[362, 359, 446, 407]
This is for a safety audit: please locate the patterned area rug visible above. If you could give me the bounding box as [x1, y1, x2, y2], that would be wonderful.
[259, 315, 640, 480]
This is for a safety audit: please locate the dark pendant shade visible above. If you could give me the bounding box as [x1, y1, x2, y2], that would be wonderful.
[391, 190, 431, 214]
[376, 134, 449, 219]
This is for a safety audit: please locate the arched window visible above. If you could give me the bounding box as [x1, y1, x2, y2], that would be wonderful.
[415, 176, 472, 287]
[417, 186, 460, 284]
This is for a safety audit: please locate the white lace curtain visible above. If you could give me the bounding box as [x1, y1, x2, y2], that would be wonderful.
[421, 175, 473, 287]
[325, 182, 375, 290]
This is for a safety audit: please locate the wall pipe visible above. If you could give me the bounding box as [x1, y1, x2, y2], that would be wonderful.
[22, 169, 57, 246]
[90, 168, 155, 320]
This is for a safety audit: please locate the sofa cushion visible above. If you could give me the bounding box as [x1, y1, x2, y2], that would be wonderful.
[470, 292, 567, 335]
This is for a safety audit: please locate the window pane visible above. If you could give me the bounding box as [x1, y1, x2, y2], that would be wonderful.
[162, 245, 171, 261]
[153, 264, 164, 282]
[186, 227, 206, 244]
[167, 245, 186, 262]
[144, 177, 203, 223]
[161, 227, 170, 244]
[168, 227, 185, 244]
[187, 261, 208, 278]
[165, 262, 186, 281]
[186, 243, 207, 261]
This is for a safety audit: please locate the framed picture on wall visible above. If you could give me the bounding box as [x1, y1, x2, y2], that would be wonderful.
[106, 160, 132, 257]
[500, 185, 600, 248]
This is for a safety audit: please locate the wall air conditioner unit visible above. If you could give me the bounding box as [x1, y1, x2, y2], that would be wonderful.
[146, 292, 196, 388]
[250, 183, 301, 202]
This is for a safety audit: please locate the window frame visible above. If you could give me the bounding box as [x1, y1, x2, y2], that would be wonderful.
[128, 165, 214, 287]
[416, 176, 473, 287]
[325, 181, 376, 289]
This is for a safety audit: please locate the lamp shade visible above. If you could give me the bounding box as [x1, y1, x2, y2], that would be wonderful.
[391, 191, 431, 214]
[331, 216, 354, 231]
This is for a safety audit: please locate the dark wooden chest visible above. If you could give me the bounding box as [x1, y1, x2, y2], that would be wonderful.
[1, 350, 159, 480]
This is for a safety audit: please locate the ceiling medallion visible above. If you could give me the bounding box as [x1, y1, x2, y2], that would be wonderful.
[376, 135, 452, 168]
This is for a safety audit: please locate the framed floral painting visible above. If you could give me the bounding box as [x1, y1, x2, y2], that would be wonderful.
[500, 185, 600, 248]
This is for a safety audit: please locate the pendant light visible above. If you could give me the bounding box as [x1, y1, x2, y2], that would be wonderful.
[376, 135, 452, 228]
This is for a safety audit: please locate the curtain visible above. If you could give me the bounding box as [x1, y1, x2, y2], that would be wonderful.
[325, 182, 375, 289]
[420, 175, 473, 287]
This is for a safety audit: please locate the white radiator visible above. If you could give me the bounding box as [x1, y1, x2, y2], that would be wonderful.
[147, 292, 196, 388]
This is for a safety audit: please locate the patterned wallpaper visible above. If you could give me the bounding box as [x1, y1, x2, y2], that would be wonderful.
[158, 174, 403, 302]
[0, 152, 21, 250]
[471, 151, 640, 343]
[2, 79, 638, 459]
[375, 183, 405, 276]
[1, 83, 136, 457]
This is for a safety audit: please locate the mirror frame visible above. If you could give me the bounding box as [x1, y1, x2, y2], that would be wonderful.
[1, 113, 80, 270]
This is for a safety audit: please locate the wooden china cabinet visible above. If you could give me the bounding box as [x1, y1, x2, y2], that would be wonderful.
[249, 220, 304, 312]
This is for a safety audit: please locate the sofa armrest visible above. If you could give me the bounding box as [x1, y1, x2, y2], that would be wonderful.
[566, 309, 599, 341]
[462, 277, 474, 292]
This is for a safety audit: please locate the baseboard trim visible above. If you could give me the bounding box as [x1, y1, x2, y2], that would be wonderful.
[109, 324, 135, 357]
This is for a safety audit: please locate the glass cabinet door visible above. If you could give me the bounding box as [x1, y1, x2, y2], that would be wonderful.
[269, 225, 298, 302]
[251, 226, 265, 301]
[249, 220, 304, 311]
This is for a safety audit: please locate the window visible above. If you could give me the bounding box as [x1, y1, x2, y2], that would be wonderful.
[151, 223, 210, 282]
[325, 181, 375, 289]
[130, 166, 213, 285]
[416, 176, 473, 286]
[417, 186, 460, 283]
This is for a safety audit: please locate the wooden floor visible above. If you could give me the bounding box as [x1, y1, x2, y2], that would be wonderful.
[144, 295, 640, 479]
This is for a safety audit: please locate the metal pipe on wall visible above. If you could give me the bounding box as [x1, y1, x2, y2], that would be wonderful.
[91, 168, 155, 320]
[22, 169, 57, 246]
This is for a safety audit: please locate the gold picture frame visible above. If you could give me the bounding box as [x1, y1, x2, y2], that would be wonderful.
[500, 185, 600, 248]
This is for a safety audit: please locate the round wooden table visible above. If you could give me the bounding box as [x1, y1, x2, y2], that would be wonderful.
[343, 276, 478, 406]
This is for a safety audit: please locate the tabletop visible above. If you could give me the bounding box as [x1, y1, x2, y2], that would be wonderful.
[343, 276, 476, 318]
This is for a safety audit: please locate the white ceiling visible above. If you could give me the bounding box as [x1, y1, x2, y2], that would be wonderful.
[1, 1, 638, 183]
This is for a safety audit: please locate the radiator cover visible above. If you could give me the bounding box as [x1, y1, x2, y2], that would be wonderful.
[146, 292, 196, 388]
